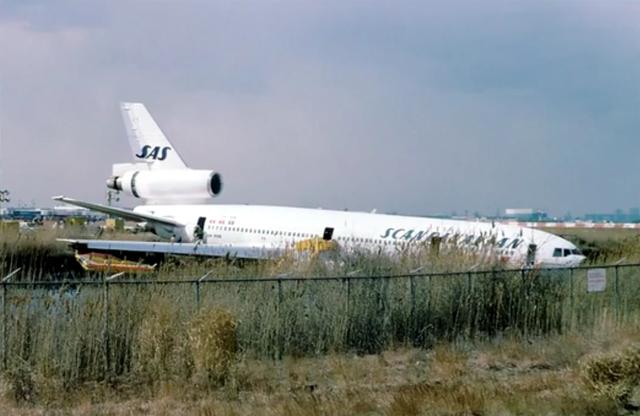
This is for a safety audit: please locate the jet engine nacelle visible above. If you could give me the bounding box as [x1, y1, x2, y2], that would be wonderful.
[106, 169, 222, 202]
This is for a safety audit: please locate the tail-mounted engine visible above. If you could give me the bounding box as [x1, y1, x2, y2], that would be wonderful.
[106, 169, 222, 203]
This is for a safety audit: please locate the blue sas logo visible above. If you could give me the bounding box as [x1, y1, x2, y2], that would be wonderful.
[136, 145, 172, 161]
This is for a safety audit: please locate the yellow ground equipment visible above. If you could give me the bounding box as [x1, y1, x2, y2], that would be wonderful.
[75, 252, 157, 273]
[294, 238, 338, 254]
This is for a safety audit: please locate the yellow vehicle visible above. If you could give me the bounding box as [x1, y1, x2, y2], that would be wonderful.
[75, 252, 156, 273]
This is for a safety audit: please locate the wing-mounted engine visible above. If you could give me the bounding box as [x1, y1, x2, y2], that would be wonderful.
[106, 168, 222, 204]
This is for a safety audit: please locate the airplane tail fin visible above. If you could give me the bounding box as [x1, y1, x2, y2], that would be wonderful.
[120, 102, 188, 170]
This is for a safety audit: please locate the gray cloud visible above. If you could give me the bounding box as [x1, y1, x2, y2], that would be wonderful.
[0, 1, 638, 215]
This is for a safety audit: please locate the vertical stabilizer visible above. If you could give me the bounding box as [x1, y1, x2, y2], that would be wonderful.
[120, 102, 187, 169]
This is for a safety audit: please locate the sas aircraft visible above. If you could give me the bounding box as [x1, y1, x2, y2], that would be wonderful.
[55, 103, 586, 268]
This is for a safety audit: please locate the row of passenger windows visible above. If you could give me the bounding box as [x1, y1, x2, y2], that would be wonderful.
[209, 227, 516, 255]
[213, 226, 397, 245]
[212, 226, 410, 245]
[212, 225, 317, 238]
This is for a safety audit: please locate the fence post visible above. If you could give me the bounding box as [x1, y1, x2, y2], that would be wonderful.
[408, 267, 425, 342]
[465, 265, 480, 338]
[426, 274, 432, 335]
[615, 265, 620, 323]
[103, 276, 109, 380]
[343, 278, 351, 317]
[569, 267, 574, 331]
[410, 276, 416, 338]
[196, 272, 211, 310]
[467, 272, 473, 337]
[104, 272, 124, 381]
[343, 278, 351, 343]
[276, 278, 283, 360]
[382, 278, 389, 333]
[2, 268, 20, 372]
[521, 268, 528, 338]
[195, 282, 200, 309]
[1, 281, 5, 372]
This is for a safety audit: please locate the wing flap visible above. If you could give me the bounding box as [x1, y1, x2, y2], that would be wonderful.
[59, 239, 273, 260]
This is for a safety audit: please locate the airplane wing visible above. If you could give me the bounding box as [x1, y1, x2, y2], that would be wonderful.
[59, 239, 275, 260]
[52, 196, 183, 227]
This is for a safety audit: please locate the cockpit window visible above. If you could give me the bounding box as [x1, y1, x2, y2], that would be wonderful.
[563, 249, 572, 257]
[553, 248, 562, 257]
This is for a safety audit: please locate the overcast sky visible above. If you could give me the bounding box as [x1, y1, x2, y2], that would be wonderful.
[0, 1, 638, 216]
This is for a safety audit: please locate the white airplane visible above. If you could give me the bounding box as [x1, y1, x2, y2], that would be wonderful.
[55, 103, 586, 268]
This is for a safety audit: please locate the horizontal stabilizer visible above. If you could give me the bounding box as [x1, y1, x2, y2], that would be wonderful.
[52, 196, 183, 227]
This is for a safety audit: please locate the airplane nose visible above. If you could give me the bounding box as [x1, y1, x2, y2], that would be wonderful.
[572, 255, 586, 266]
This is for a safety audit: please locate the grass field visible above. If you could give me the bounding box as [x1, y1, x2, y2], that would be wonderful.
[0, 227, 638, 414]
[544, 227, 640, 263]
[0, 327, 637, 415]
[546, 227, 640, 243]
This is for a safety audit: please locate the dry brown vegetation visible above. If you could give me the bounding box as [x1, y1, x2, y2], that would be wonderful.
[0, 228, 638, 414]
[0, 326, 638, 415]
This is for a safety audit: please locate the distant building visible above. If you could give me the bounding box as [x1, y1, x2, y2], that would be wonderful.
[584, 208, 640, 223]
[504, 208, 548, 222]
[1, 205, 106, 222]
[51, 205, 92, 218]
[49, 205, 106, 221]
[7, 208, 45, 221]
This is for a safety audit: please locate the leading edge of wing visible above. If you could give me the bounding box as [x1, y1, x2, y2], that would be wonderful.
[52, 196, 183, 228]
[58, 239, 271, 260]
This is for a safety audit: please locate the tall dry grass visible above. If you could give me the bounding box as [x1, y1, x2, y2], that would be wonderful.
[0, 228, 639, 410]
[0, 260, 637, 404]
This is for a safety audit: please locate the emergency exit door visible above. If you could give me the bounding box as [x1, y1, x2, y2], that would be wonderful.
[195, 216, 206, 241]
[526, 244, 537, 267]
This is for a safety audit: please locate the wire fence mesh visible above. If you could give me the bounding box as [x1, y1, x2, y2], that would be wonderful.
[0, 263, 638, 385]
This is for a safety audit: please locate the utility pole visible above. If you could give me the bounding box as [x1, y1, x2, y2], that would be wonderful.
[0, 190, 9, 219]
[106, 190, 119, 207]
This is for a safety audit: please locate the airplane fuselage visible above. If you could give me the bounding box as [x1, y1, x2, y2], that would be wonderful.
[56, 103, 587, 269]
[135, 204, 586, 268]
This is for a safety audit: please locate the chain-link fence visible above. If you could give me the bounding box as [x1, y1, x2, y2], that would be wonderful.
[0, 263, 638, 384]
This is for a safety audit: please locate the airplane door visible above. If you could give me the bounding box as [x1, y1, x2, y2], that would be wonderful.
[323, 227, 334, 241]
[195, 216, 206, 242]
[526, 244, 537, 266]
